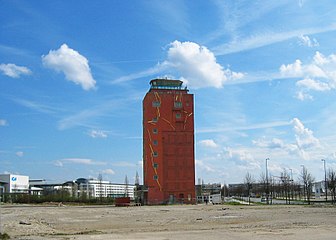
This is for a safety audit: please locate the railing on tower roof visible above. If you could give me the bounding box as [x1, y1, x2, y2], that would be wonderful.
[150, 78, 187, 90]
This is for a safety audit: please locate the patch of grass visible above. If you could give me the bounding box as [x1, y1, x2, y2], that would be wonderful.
[252, 201, 268, 205]
[0, 232, 10, 240]
[224, 201, 242, 206]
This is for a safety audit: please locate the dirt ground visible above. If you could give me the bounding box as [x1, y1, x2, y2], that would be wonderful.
[1, 203, 336, 240]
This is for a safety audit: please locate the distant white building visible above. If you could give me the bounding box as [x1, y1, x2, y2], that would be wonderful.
[313, 181, 327, 198]
[0, 174, 29, 193]
[0, 174, 135, 201]
[76, 178, 135, 199]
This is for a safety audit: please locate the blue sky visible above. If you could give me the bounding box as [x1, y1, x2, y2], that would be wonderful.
[1, 0, 336, 185]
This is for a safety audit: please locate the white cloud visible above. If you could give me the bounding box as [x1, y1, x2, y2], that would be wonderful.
[54, 160, 63, 167]
[57, 98, 124, 130]
[162, 41, 243, 88]
[102, 168, 115, 175]
[298, 35, 319, 47]
[198, 139, 218, 148]
[42, 44, 96, 90]
[295, 91, 313, 101]
[88, 130, 108, 138]
[58, 158, 106, 166]
[280, 51, 336, 100]
[112, 41, 243, 89]
[195, 159, 216, 173]
[252, 118, 320, 160]
[13, 98, 57, 114]
[112, 65, 164, 84]
[253, 137, 285, 149]
[0, 63, 31, 78]
[112, 161, 136, 167]
[214, 24, 336, 56]
[66, 158, 94, 164]
[292, 118, 320, 149]
[296, 78, 330, 91]
[0, 119, 8, 126]
[313, 51, 328, 65]
[280, 59, 303, 77]
[222, 147, 261, 170]
[253, 137, 298, 154]
[16, 151, 24, 157]
[197, 120, 291, 134]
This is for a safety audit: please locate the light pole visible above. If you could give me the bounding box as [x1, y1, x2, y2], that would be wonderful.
[321, 159, 327, 202]
[266, 158, 269, 204]
[289, 169, 293, 181]
[301, 165, 305, 201]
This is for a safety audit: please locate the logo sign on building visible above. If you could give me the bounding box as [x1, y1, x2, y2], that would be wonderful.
[11, 177, 17, 182]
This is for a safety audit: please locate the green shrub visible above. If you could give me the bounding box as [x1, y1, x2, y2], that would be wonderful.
[0, 232, 10, 240]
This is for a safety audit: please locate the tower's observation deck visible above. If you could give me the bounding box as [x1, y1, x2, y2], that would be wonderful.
[149, 79, 186, 90]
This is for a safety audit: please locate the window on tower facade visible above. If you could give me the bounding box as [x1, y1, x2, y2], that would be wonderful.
[152, 101, 160, 107]
[153, 175, 158, 180]
[153, 163, 158, 169]
[153, 128, 158, 134]
[153, 151, 158, 157]
[174, 101, 182, 108]
[153, 140, 158, 145]
[176, 113, 181, 119]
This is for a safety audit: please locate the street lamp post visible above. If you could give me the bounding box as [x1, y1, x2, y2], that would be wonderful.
[266, 158, 269, 204]
[301, 165, 305, 201]
[322, 159, 327, 202]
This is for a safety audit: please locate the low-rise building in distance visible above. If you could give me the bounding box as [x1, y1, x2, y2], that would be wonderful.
[0, 174, 135, 203]
[76, 178, 135, 199]
[0, 174, 29, 194]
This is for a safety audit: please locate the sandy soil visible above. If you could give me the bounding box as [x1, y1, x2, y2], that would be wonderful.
[1, 203, 336, 240]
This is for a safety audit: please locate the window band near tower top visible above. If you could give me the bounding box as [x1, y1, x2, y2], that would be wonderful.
[150, 78, 188, 91]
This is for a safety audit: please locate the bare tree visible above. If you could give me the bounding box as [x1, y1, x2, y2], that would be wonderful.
[244, 172, 254, 197]
[244, 172, 254, 204]
[328, 168, 336, 204]
[259, 172, 267, 197]
[280, 169, 291, 204]
[300, 166, 315, 204]
[292, 180, 301, 201]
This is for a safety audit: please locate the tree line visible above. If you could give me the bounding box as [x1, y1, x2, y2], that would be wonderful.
[223, 166, 336, 204]
[1, 188, 115, 204]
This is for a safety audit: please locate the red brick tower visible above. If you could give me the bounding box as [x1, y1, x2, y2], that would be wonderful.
[143, 79, 195, 204]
